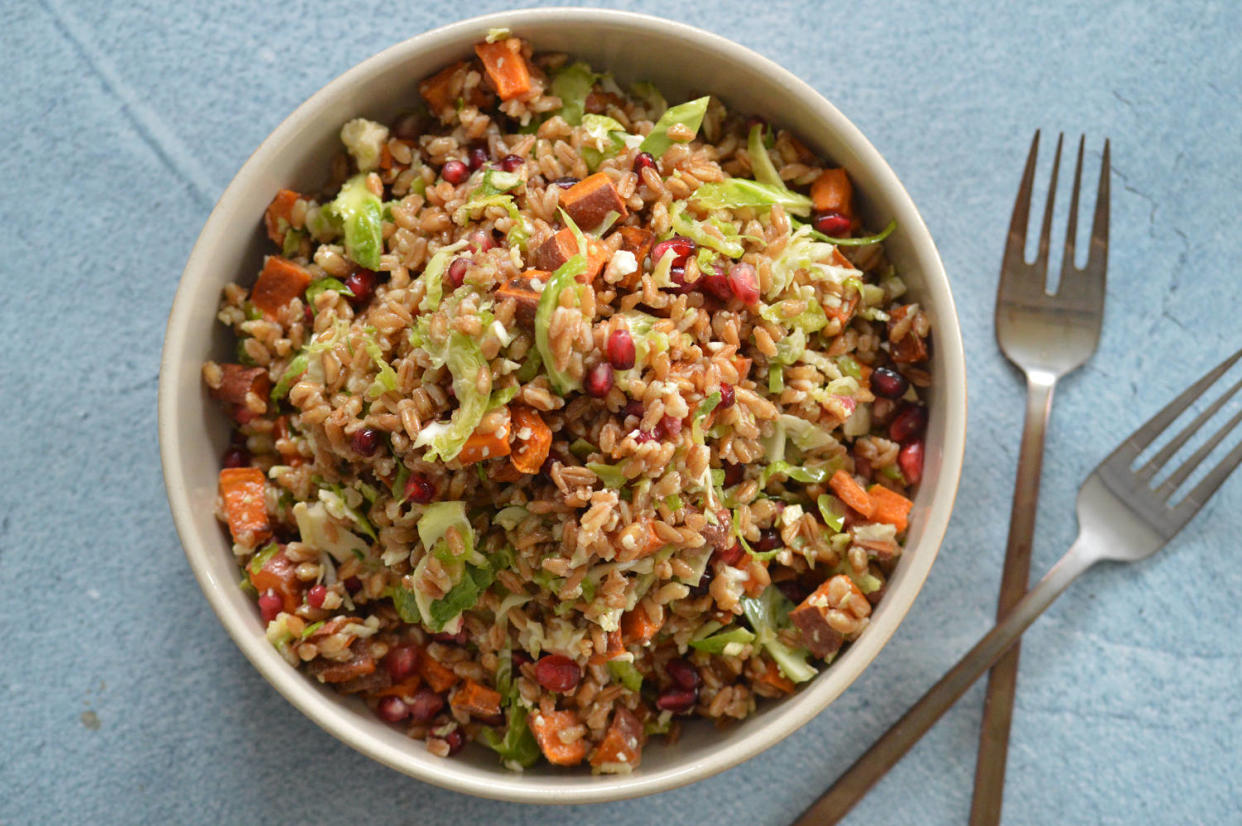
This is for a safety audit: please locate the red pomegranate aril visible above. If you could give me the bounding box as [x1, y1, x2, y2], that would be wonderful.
[551, 176, 579, 189]
[870, 366, 909, 399]
[668, 265, 694, 294]
[719, 383, 735, 409]
[632, 151, 657, 175]
[467, 145, 489, 170]
[657, 415, 683, 439]
[443, 727, 466, 755]
[656, 686, 698, 714]
[889, 404, 928, 443]
[343, 268, 377, 307]
[665, 659, 700, 691]
[511, 649, 533, 668]
[722, 462, 743, 488]
[899, 439, 925, 485]
[777, 579, 811, 605]
[303, 304, 314, 325]
[701, 266, 733, 301]
[404, 474, 436, 504]
[407, 688, 445, 723]
[222, 446, 249, 468]
[468, 229, 497, 254]
[606, 329, 636, 370]
[585, 362, 614, 398]
[343, 576, 363, 595]
[499, 154, 524, 172]
[431, 628, 468, 645]
[376, 696, 411, 723]
[257, 590, 282, 624]
[754, 528, 782, 552]
[727, 262, 760, 306]
[447, 257, 468, 289]
[632, 429, 656, 444]
[813, 210, 852, 237]
[350, 427, 381, 456]
[716, 542, 745, 567]
[534, 654, 582, 693]
[624, 400, 644, 420]
[650, 236, 696, 268]
[441, 159, 469, 184]
[385, 645, 422, 682]
[306, 584, 328, 609]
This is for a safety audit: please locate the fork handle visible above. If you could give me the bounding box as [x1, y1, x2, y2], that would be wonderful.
[791, 540, 1096, 826]
[971, 371, 1057, 824]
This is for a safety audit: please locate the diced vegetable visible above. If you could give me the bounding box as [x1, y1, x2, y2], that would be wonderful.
[829, 469, 874, 518]
[740, 586, 818, 683]
[532, 228, 610, 283]
[248, 547, 299, 613]
[251, 256, 312, 318]
[218, 467, 270, 544]
[816, 494, 846, 532]
[789, 575, 863, 658]
[586, 462, 627, 489]
[209, 364, 270, 406]
[456, 412, 512, 465]
[474, 38, 532, 101]
[606, 659, 644, 692]
[560, 172, 627, 230]
[419, 655, 459, 692]
[419, 61, 468, 112]
[639, 95, 710, 158]
[867, 484, 913, 532]
[620, 602, 662, 645]
[509, 405, 552, 474]
[689, 625, 756, 654]
[810, 167, 853, 216]
[450, 678, 503, 718]
[756, 656, 796, 694]
[340, 118, 389, 173]
[264, 189, 301, 244]
[692, 178, 812, 217]
[529, 709, 589, 766]
[326, 174, 383, 270]
[589, 706, 644, 770]
[495, 272, 543, 327]
[479, 703, 541, 769]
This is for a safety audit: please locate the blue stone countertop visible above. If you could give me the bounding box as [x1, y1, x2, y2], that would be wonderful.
[3, 2, 1240, 823]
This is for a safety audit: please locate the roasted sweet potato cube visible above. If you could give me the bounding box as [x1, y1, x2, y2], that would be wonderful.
[888, 305, 929, 364]
[529, 709, 589, 766]
[252, 256, 311, 318]
[450, 678, 502, 719]
[209, 364, 271, 406]
[495, 271, 546, 326]
[307, 641, 376, 684]
[590, 707, 644, 770]
[789, 575, 866, 659]
[561, 172, 627, 230]
[614, 226, 654, 289]
[531, 229, 610, 283]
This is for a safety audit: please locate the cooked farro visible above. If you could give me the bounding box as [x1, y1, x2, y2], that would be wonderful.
[205, 33, 931, 773]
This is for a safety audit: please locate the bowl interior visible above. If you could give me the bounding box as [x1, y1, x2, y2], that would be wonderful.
[160, 8, 965, 804]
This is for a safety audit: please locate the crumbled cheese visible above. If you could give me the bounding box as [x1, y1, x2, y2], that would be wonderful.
[339, 118, 389, 172]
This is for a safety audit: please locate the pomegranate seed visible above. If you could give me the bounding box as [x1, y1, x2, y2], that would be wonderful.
[499, 154, 524, 172]
[899, 439, 925, 485]
[870, 366, 909, 399]
[689, 565, 715, 596]
[222, 446, 249, 468]
[343, 576, 362, 595]
[232, 406, 257, 425]
[722, 462, 743, 487]
[668, 265, 695, 294]
[716, 542, 745, 567]
[658, 415, 683, 439]
[606, 329, 636, 370]
[624, 400, 644, 420]
[447, 257, 468, 289]
[777, 580, 810, 605]
[377, 696, 411, 722]
[650, 236, 696, 268]
[813, 210, 852, 237]
[834, 396, 858, 419]
[511, 649, 533, 668]
[727, 262, 760, 306]
[665, 659, 700, 690]
[468, 229, 496, 254]
[385, 645, 422, 681]
[441, 159, 468, 184]
[889, 404, 928, 443]
[303, 304, 314, 325]
[343, 268, 377, 307]
[431, 628, 468, 645]
[719, 383, 735, 409]
[407, 688, 445, 723]
[534, 654, 582, 693]
[551, 176, 579, 189]
[585, 362, 614, 398]
[257, 590, 282, 624]
[350, 427, 381, 456]
[754, 528, 782, 552]
[404, 474, 436, 504]
[467, 145, 489, 170]
[656, 686, 697, 714]
[307, 584, 327, 609]
[701, 265, 733, 301]
[443, 726, 466, 755]
[632, 151, 657, 175]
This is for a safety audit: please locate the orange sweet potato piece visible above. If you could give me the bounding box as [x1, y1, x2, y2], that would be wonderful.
[561, 172, 627, 230]
[614, 226, 655, 289]
[450, 678, 503, 719]
[888, 305, 929, 364]
[495, 271, 545, 327]
[307, 642, 376, 684]
[419, 655, 459, 693]
[529, 709, 589, 766]
[867, 485, 913, 533]
[252, 256, 312, 318]
[210, 364, 271, 406]
[474, 38, 532, 101]
[620, 602, 662, 646]
[825, 290, 859, 327]
[375, 675, 422, 699]
[756, 657, 796, 694]
[589, 629, 625, 665]
[531, 229, 610, 283]
[509, 405, 552, 475]
[249, 549, 299, 613]
[829, 469, 874, 519]
[264, 189, 300, 245]
[455, 410, 512, 465]
[219, 467, 270, 544]
[811, 167, 854, 217]
[590, 707, 644, 770]
[420, 61, 469, 113]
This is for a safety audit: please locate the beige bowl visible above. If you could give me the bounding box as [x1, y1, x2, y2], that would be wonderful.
[159, 7, 966, 804]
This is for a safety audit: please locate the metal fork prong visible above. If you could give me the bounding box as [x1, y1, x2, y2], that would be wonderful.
[1032, 133, 1064, 276]
[1003, 131, 1041, 261]
[1154, 405, 1242, 500]
[1058, 136, 1086, 280]
[1174, 434, 1242, 522]
[1086, 139, 1111, 274]
[1137, 375, 1242, 481]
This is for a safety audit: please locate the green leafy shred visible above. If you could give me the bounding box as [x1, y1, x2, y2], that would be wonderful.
[416, 239, 470, 313]
[689, 625, 756, 654]
[607, 659, 644, 692]
[630, 81, 667, 118]
[487, 384, 520, 411]
[410, 325, 491, 462]
[326, 174, 383, 269]
[639, 95, 710, 158]
[741, 586, 818, 682]
[391, 463, 410, 501]
[692, 178, 813, 217]
[534, 212, 589, 394]
[271, 354, 309, 403]
[747, 123, 784, 190]
[550, 62, 598, 126]
[801, 217, 898, 246]
[587, 462, 628, 489]
[761, 461, 829, 486]
[360, 328, 399, 399]
[304, 276, 354, 311]
[669, 201, 745, 258]
[817, 493, 846, 533]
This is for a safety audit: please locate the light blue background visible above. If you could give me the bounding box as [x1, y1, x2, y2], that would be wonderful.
[3, 2, 1240, 824]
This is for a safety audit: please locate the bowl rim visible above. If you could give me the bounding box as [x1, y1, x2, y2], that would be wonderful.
[159, 6, 966, 804]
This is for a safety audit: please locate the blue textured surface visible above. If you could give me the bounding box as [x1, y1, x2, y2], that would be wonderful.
[3, 2, 1241, 823]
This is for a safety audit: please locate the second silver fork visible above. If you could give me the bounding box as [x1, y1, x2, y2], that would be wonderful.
[974, 131, 1111, 825]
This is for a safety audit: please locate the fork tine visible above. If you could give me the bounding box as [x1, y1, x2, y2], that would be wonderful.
[1057, 135, 1086, 279]
[1002, 131, 1041, 263]
[1155, 406, 1242, 500]
[1114, 347, 1242, 460]
[1085, 139, 1110, 276]
[1137, 375, 1242, 481]
[1174, 435, 1242, 524]
[1032, 133, 1063, 277]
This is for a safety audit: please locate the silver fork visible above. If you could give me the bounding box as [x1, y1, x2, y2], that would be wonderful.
[974, 132, 1110, 825]
[793, 347, 1242, 825]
